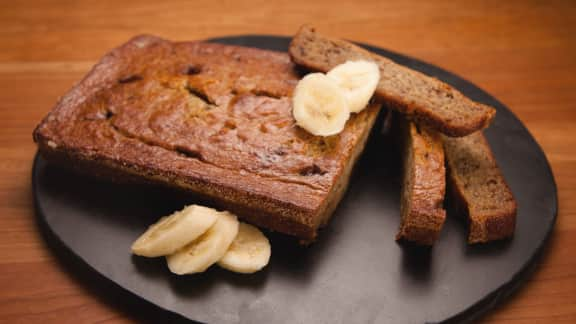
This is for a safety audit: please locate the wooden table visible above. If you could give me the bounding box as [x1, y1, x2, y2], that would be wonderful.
[1, 0, 574, 322]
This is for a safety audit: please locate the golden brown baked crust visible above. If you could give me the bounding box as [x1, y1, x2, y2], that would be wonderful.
[33, 35, 382, 242]
[397, 118, 446, 245]
[443, 132, 517, 244]
[289, 25, 496, 137]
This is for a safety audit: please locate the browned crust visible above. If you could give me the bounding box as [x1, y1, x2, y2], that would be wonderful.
[33, 35, 382, 242]
[35, 141, 319, 240]
[444, 132, 517, 244]
[289, 25, 496, 137]
[396, 119, 446, 245]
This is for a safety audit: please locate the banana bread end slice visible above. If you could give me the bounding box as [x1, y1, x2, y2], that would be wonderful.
[397, 117, 446, 245]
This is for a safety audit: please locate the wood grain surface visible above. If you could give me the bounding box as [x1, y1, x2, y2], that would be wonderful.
[1, 0, 575, 323]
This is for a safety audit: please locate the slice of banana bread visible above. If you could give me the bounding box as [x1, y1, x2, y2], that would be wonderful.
[397, 117, 446, 245]
[289, 25, 495, 137]
[33, 35, 382, 243]
[443, 132, 517, 243]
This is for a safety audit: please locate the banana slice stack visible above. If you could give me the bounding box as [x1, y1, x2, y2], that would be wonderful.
[132, 205, 271, 275]
[293, 60, 380, 136]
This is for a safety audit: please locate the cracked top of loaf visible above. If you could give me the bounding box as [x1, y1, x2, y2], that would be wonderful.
[33, 35, 381, 241]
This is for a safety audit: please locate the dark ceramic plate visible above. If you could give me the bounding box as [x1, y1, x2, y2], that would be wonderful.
[32, 35, 557, 324]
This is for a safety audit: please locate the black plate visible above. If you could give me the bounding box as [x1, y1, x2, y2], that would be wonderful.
[32, 36, 557, 323]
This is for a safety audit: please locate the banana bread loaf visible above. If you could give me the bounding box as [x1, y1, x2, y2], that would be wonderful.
[33, 35, 382, 243]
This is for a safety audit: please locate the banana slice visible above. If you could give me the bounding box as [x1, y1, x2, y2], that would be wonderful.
[166, 211, 239, 275]
[131, 205, 219, 257]
[292, 72, 350, 136]
[327, 60, 380, 113]
[218, 223, 271, 274]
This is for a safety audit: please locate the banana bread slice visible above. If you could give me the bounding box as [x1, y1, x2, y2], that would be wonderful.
[397, 117, 446, 245]
[33, 35, 382, 243]
[289, 25, 495, 137]
[443, 132, 517, 243]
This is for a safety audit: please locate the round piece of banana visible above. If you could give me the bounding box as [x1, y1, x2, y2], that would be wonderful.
[166, 211, 239, 275]
[131, 205, 219, 257]
[292, 72, 350, 136]
[327, 60, 380, 113]
[218, 222, 271, 274]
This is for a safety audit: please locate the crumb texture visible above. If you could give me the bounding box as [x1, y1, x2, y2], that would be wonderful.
[443, 132, 517, 243]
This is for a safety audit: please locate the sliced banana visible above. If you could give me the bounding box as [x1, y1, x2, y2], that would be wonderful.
[292, 72, 350, 136]
[218, 223, 271, 274]
[166, 211, 239, 275]
[131, 205, 219, 257]
[327, 60, 380, 113]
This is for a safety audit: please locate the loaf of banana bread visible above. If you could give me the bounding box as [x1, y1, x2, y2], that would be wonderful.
[289, 25, 495, 137]
[443, 132, 517, 243]
[33, 35, 382, 242]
